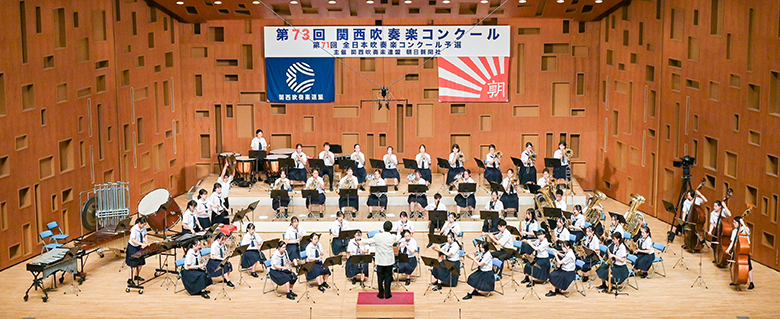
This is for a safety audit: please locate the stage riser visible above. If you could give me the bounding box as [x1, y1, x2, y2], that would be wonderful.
[231, 220, 491, 233]
[229, 194, 587, 207]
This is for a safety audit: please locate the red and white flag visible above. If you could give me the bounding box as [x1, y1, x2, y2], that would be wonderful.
[437, 56, 509, 102]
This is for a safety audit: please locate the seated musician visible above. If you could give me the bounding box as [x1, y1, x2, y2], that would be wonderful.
[319, 142, 336, 191]
[431, 232, 461, 291]
[552, 217, 571, 249]
[290, 143, 308, 182]
[345, 230, 370, 286]
[209, 183, 229, 225]
[425, 193, 447, 234]
[519, 142, 538, 185]
[725, 216, 754, 290]
[284, 216, 307, 266]
[367, 170, 388, 219]
[607, 212, 626, 240]
[351, 144, 367, 190]
[485, 190, 504, 215]
[547, 241, 576, 297]
[126, 217, 149, 285]
[554, 189, 567, 211]
[678, 189, 707, 235]
[446, 144, 465, 191]
[569, 204, 586, 242]
[195, 189, 211, 231]
[597, 232, 629, 291]
[218, 161, 234, 209]
[552, 141, 570, 184]
[416, 144, 433, 184]
[632, 226, 655, 278]
[338, 167, 360, 217]
[330, 211, 351, 255]
[240, 223, 266, 277]
[537, 168, 552, 187]
[439, 212, 463, 237]
[269, 242, 298, 300]
[396, 229, 419, 285]
[381, 146, 400, 191]
[305, 169, 326, 216]
[182, 200, 201, 235]
[182, 240, 213, 299]
[500, 169, 519, 216]
[484, 144, 502, 184]
[522, 229, 551, 286]
[407, 169, 429, 219]
[708, 200, 731, 238]
[454, 169, 476, 218]
[485, 219, 514, 277]
[463, 241, 495, 300]
[272, 170, 293, 219]
[578, 226, 601, 282]
[207, 232, 234, 287]
[305, 233, 331, 292]
[393, 211, 415, 234]
[518, 208, 540, 255]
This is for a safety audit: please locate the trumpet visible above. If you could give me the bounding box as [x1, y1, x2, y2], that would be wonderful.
[350, 151, 361, 163]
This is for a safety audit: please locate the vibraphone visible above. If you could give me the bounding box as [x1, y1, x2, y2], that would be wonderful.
[125, 231, 209, 293]
[24, 248, 82, 302]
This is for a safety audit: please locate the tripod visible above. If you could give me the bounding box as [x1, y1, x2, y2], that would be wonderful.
[521, 279, 540, 300]
[297, 262, 316, 304]
[673, 224, 690, 270]
[691, 236, 709, 289]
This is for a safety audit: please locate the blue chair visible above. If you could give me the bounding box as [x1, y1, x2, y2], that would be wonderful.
[584, 222, 592, 228]
[367, 230, 381, 238]
[621, 254, 640, 291]
[623, 232, 632, 240]
[39, 231, 63, 253]
[599, 244, 608, 254]
[47, 221, 70, 243]
[174, 258, 186, 294]
[569, 234, 577, 242]
[201, 247, 211, 257]
[262, 260, 281, 296]
[513, 240, 523, 250]
[563, 260, 587, 298]
[649, 242, 667, 278]
[490, 258, 505, 295]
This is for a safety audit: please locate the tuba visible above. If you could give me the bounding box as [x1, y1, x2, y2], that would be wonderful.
[623, 193, 647, 237]
[585, 190, 607, 225]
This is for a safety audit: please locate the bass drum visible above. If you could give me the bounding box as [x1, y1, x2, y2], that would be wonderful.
[80, 196, 98, 232]
[137, 189, 182, 232]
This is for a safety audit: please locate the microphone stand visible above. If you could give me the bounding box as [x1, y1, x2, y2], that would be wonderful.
[691, 235, 709, 289]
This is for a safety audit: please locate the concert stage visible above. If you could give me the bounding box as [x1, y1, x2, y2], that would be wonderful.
[356, 292, 414, 319]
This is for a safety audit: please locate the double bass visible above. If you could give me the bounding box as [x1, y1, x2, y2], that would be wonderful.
[683, 179, 707, 252]
[730, 209, 752, 286]
[713, 188, 734, 268]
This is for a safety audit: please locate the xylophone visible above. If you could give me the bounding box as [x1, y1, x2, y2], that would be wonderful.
[24, 248, 81, 302]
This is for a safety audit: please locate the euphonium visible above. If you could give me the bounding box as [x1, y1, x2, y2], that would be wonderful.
[450, 172, 464, 187]
[564, 148, 574, 158]
[366, 174, 376, 187]
[623, 193, 647, 237]
[303, 178, 317, 190]
[585, 190, 607, 225]
[271, 178, 284, 190]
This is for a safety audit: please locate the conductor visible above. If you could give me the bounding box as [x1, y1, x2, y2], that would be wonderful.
[365, 221, 399, 299]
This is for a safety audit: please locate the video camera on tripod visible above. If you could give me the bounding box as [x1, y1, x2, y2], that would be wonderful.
[667, 155, 697, 242]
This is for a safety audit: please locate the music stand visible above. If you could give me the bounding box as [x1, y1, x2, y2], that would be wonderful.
[473, 157, 488, 191]
[457, 183, 477, 218]
[369, 185, 388, 219]
[308, 158, 325, 172]
[214, 254, 236, 301]
[511, 157, 524, 168]
[421, 256, 444, 296]
[427, 233, 447, 248]
[436, 158, 451, 193]
[489, 182, 505, 194]
[337, 159, 356, 172]
[544, 158, 561, 170]
[260, 239, 280, 263]
[348, 255, 374, 290]
[369, 159, 385, 170]
[428, 211, 448, 237]
[506, 225, 521, 237]
[526, 184, 541, 194]
[322, 255, 343, 295]
[301, 189, 320, 220]
[402, 159, 418, 171]
[231, 209, 251, 236]
[392, 253, 410, 291]
[480, 211, 500, 234]
[296, 261, 316, 303]
[441, 260, 460, 302]
[409, 184, 429, 219]
[662, 200, 679, 255]
[338, 188, 358, 218]
[271, 190, 291, 221]
[330, 144, 343, 154]
[232, 245, 252, 288]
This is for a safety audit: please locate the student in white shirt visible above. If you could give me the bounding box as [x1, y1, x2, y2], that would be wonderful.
[547, 241, 577, 297]
[407, 169, 429, 219]
[367, 169, 388, 219]
[485, 191, 504, 213]
[553, 217, 571, 249]
[522, 229, 551, 286]
[182, 200, 200, 235]
[454, 169, 476, 218]
[361, 221, 400, 299]
[250, 129, 268, 151]
[425, 193, 447, 234]
[209, 183, 229, 225]
[269, 242, 298, 300]
[305, 169, 326, 216]
[350, 144, 367, 189]
[500, 169, 519, 215]
[552, 141, 570, 184]
[338, 167, 360, 217]
[569, 204, 587, 242]
[240, 223, 266, 277]
[608, 213, 625, 239]
[330, 211, 350, 255]
[290, 143, 308, 182]
[519, 142, 538, 185]
[725, 216, 754, 290]
[195, 189, 211, 231]
[463, 241, 495, 299]
[318, 142, 336, 191]
[181, 240, 212, 299]
[554, 189, 567, 211]
[518, 208, 540, 255]
[597, 231, 629, 291]
[708, 200, 731, 238]
[272, 170, 292, 218]
[381, 146, 400, 191]
[416, 144, 433, 184]
[284, 216, 307, 265]
[125, 217, 149, 285]
[439, 212, 462, 238]
[537, 168, 552, 187]
[345, 230, 370, 285]
[677, 189, 707, 235]
[484, 144, 502, 185]
[632, 226, 655, 278]
[305, 233, 332, 292]
[579, 226, 601, 282]
[218, 161, 234, 209]
[394, 212, 415, 234]
[486, 219, 514, 277]
[396, 229, 418, 285]
[431, 233, 461, 290]
[206, 233, 233, 287]
[446, 144, 465, 189]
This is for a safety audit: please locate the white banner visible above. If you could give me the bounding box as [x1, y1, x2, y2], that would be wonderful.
[264, 26, 510, 58]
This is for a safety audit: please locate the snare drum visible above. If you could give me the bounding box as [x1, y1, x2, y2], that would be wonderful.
[235, 156, 255, 176]
[137, 189, 182, 232]
[265, 154, 288, 177]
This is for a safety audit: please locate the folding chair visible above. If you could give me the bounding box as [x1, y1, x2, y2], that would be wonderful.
[623, 254, 640, 291]
[47, 221, 70, 243]
[648, 242, 667, 278]
[174, 258, 187, 294]
[488, 258, 504, 296]
[262, 260, 282, 296]
[39, 231, 63, 253]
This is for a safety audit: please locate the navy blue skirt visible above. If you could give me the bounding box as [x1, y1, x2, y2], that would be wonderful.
[397, 257, 418, 275]
[432, 260, 460, 286]
[446, 167, 465, 185]
[634, 252, 655, 271]
[331, 238, 348, 256]
[346, 257, 370, 278]
[290, 168, 307, 182]
[500, 193, 519, 210]
[181, 269, 212, 295]
[287, 243, 302, 261]
[206, 258, 233, 277]
[484, 167, 502, 184]
[273, 197, 290, 210]
[455, 194, 476, 208]
[367, 194, 388, 207]
[467, 269, 495, 292]
[549, 269, 576, 290]
[382, 168, 400, 180]
[553, 165, 568, 179]
[407, 194, 428, 207]
[306, 193, 326, 207]
[355, 167, 367, 183]
[519, 166, 537, 185]
[197, 217, 211, 231]
[211, 210, 229, 225]
[306, 262, 332, 281]
[270, 269, 297, 285]
[240, 250, 267, 269]
[518, 241, 535, 255]
[339, 195, 359, 209]
[579, 256, 599, 272]
[420, 169, 432, 184]
[125, 244, 145, 267]
[524, 257, 550, 281]
[597, 264, 629, 285]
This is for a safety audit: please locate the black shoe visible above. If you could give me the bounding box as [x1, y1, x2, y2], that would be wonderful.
[367, 213, 374, 219]
[203, 290, 211, 294]
[287, 293, 295, 300]
[201, 292, 210, 299]
[749, 282, 755, 290]
[320, 213, 324, 218]
[432, 284, 442, 291]
[318, 285, 326, 293]
[526, 282, 534, 287]
[729, 283, 738, 286]
[127, 279, 134, 285]
[640, 272, 648, 279]
[463, 293, 472, 300]
[290, 291, 298, 298]
[405, 279, 411, 285]
[250, 272, 259, 278]
[386, 294, 392, 299]
[359, 186, 365, 191]
[322, 282, 330, 289]
[226, 281, 235, 288]
[582, 276, 589, 282]
[352, 213, 357, 219]
[545, 291, 556, 297]
[134, 276, 145, 282]
[352, 278, 358, 285]
[394, 185, 398, 191]
[520, 277, 530, 284]
[596, 283, 607, 290]
[377, 294, 385, 299]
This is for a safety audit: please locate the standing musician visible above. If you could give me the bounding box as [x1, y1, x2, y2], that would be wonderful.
[393, 211, 415, 234]
[240, 223, 266, 277]
[485, 219, 514, 277]
[597, 232, 629, 292]
[578, 226, 601, 282]
[125, 217, 149, 285]
[345, 230, 370, 286]
[209, 183, 229, 225]
[367, 169, 388, 219]
[522, 229, 551, 286]
[218, 161, 234, 209]
[318, 142, 336, 191]
[382, 146, 400, 191]
[546, 241, 576, 297]
[552, 141, 570, 184]
[725, 216, 755, 289]
[272, 170, 293, 218]
[708, 200, 731, 239]
[463, 241, 495, 299]
[518, 208, 540, 255]
[632, 226, 655, 278]
[446, 144, 465, 190]
[290, 143, 308, 182]
[269, 241, 298, 300]
[407, 169, 429, 219]
[181, 240, 213, 299]
[484, 144, 502, 184]
[678, 189, 707, 235]
[284, 216, 307, 265]
[182, 200, 200, 235]
[396, 229, 419, 285]
[500, 169, 519, 215]
[250, 129, 268, 151]
[329, 211, 351, 255]
[304, 233, 331, 292]
[552, 217, 571, 249]
[537, 168, 553, 187]
[519, 142, 538, 185]
[351, 144, 367, 190]
[195, 189, 211, 231]
[305, 169, 326, 215]
[569, 204, 587, 242]
[431, 232, 461, 291]
[454, 169, 477, 218]
[207, 232, 234, 287]
[554, 189, 567, 211]
[416, 144, 433, 184]
[439, 212, 463, 238]
[338, 167, 360, 217]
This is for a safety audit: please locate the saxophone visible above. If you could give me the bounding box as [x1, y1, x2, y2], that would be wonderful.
[585, 190, 607, 225]
[623, 193, 647, 237]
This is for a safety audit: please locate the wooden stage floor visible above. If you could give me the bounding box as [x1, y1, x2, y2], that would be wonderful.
[3, 197, 780, 318]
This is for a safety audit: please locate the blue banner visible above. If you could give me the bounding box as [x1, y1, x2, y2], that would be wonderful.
[266, 57, 335, 103]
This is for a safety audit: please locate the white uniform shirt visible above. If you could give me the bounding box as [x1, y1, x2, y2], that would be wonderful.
[534, 239, 550, 258]
[425, 201, 448, 211]
[682, 197, 705, 214]
[195, 198, 210, 218]
[572, 214, 586, 229]
[449, 152, 462, 168]
[612, 243, 628, 266]
[478, 251, 493, 272]
[398, 237, 418, 257]
[383, 154, 398, 169]
[416, 153, 431, 169]
[211, 241, 227, 259]
[485, 153, 499, 168]
[440, 241, 461, 262]
[521, 220, 539, 237]
[347, 238, 369, 255]
[584, 235, 601, 252]
[185, 248, 204, 268]
[218, 176, 233, 198]
[710, 207, 731, 225]
[638, 236, 653, 253]
[555, 198, 567, 211]
[250, 137, 267, 151]
[353, 151, 366, 168]
[241, 232, 263, 249]
[319, 150, 335, 167]
[330, 219, 350, 238]
[537, 176, 550, 186]
[441, 221, 462, 237]
[394, 220, 415, 233]
[208, 192, 225, 214]
[284, 225, 306, 243]
[363, 232, 399, 266]
[271, 250, 289, 269]
[502, 177, 517, 194]
[308, 176, 326, 193]
[496, 229, 514, 249]
[292, 151, 308, 169]
[128, 224, 146, 247]
[520, 151, 534, 167]
[183, 208, 196, 231]
[305, 242, 324, 260]
[608, 223, 625, 237]
[555, 227, 571, 242]
[561, 250, 576, 271]
[553, 149, 569, 166]
[485, 199, 504, 212]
